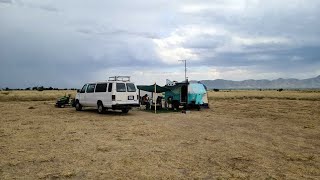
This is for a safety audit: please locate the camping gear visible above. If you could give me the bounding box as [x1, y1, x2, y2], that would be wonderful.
[137, 84, 170, 113]
[137, 82, 209, 111]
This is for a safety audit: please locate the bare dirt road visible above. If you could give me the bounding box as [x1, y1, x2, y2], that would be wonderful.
[0, 92, 319, 179]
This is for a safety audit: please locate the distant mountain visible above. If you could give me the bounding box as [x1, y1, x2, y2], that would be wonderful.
[198, 75, 320, 89]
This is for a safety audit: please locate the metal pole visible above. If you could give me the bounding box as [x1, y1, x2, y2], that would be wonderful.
[154, 82, 157, 114]
[179, 60, 187, 82]
[138, 89, 141, 109]
[184, 60, 186, 82]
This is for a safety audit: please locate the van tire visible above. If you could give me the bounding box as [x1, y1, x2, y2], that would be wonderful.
[122, 109, 129, 113]
[75, 100, 82, 111]
[97, 102, 106, 114]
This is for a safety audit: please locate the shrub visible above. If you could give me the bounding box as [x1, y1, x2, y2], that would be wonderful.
[37, 86, 44, 91]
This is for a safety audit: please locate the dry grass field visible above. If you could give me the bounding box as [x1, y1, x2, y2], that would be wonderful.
[0, 90, 76, 102]
[0, 90, 319, 179]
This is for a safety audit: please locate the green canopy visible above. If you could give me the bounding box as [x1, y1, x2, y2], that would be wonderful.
[137, 84, 171, 93]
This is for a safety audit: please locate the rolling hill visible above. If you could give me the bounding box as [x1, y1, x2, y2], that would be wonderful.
[199, 75, 320, 89]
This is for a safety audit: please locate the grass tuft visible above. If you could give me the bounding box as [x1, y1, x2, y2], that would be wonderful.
[1, 91, 10, 95]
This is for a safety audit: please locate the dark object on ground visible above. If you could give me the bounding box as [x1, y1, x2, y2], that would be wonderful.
[71, 98, 75, 107]
[187, 103, 201, 111]
[55, 95, 74, 108]
[28, 106, 35, 109]
[146, 102, 150, 110]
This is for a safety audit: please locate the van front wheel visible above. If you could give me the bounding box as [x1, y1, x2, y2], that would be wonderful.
[122, 109, 129, 113]
[75, 101, 82, 111]
[97, 102, 106, 114]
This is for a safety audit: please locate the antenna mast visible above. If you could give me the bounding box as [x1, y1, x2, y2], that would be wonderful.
[179, 60, 187, 82]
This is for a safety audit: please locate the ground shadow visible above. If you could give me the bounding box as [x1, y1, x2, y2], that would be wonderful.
[74, 108, 133, 116]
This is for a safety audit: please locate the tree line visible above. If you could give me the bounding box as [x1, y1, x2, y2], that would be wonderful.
[1, 86, 78, 91]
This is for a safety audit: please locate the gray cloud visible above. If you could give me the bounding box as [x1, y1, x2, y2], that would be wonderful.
[76, 28, 159, 39]
[0, 0, 11, 4]
[0, 0, 12, 4]
[0, 0, 319, 88]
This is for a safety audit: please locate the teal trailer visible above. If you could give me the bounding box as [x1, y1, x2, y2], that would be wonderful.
[164, 82, 209, 109]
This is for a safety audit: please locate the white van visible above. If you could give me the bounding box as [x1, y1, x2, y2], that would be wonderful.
[75, 76, 139, 113]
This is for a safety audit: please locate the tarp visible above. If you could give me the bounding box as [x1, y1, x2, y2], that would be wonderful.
[188, 83, 207, 104]
[188, 83, 206, 94]
[137, 85, 171, 93]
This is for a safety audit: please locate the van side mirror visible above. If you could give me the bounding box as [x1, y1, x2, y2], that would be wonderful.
[77, 89, 80, 93]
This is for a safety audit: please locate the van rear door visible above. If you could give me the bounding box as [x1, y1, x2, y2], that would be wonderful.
[115, 83, 127, 104]
[115, 82, 138, 104]
[126, 83, 137, 103]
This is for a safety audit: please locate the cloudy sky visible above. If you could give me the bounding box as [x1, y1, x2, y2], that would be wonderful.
[1, 0, 320, 88]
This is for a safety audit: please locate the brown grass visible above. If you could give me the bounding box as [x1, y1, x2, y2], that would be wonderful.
[0, 90, 319, 179]
[0, 90, 76, 102]
[208, 90, 320, 101]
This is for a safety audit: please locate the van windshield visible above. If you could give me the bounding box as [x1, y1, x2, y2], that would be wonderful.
[80, 84, 87, 93]
[126, 83, 136, 92]
[116, 83, 126, 92]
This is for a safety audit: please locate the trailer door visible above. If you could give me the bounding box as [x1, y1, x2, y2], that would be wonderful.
[180, 85, 187, 103]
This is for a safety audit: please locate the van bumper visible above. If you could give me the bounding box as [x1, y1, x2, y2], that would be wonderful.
[112, 103, 140, 110]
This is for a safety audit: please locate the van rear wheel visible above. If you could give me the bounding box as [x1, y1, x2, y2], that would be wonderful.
[97, 102, 106, 114]
[122, 109, 129, 113]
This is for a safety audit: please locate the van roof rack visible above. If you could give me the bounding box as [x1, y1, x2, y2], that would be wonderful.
[109, 76, 131, 82]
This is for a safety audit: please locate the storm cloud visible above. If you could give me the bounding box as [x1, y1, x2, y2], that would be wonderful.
[0, 0, 319, 88]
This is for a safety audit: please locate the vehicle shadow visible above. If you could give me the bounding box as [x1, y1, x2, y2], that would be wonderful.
[77, 108, 132, 116]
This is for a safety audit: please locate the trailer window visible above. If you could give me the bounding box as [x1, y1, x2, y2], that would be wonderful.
[95, 83, 107, 92]
[86, 84, 96, 93]
[126, 83, 136, 92]
[116, 83, 126, 92]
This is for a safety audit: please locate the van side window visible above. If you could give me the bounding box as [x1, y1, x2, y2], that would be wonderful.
[95, 83, 107, 92]
[126, 83, 136, 92]
[87, 84, 96, 93]
[80, 84, 87, 93]
[116, 83, 126, 92]
[108, 83, 113, 92]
